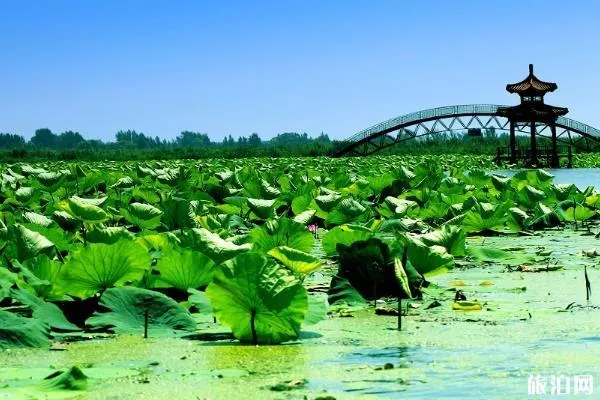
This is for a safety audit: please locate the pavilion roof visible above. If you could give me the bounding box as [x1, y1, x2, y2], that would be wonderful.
[506, 64, 558, 94]
[497, 102, 568, 120]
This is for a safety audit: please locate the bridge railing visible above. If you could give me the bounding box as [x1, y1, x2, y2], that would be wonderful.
[557, 116, 600, 138]
[339, 104, 501, 146]
[336, 104, 600, 151]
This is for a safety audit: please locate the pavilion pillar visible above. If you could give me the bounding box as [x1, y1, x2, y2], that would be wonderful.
[509, 121, 516, 164]
[530, 120, 538, 167]
[550, 123, 559, 168]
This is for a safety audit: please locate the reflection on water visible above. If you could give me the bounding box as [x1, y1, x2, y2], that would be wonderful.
[492, 168, 600, 189]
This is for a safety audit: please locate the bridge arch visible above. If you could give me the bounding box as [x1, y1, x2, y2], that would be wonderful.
[332, 104, 600, 157]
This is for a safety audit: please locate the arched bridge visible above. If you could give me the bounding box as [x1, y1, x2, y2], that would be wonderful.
[332, 104, 600, 157]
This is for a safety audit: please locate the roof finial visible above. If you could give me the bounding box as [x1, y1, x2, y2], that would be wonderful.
[529, 64, 534, 74]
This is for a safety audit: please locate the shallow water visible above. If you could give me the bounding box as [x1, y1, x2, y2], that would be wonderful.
[493, 168, 600, 189]
[1, 230, 600, 399]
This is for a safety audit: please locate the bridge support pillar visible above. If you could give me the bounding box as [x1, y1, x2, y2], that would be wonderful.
[530, 121, 538, 167]
[509, 122, 516, 164]
[550, 123, 559, 168]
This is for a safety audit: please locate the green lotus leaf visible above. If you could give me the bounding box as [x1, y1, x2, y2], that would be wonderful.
[24, 212, 55, 228]
[86, 226, 134, 244]
[121, 202, 163, 229]
[260, 179, 281, 199]
[10, 289, 80, 331]
[0, 311, 50, 349]
[154, 247, 216, 290]
[86, 286, 196, 337]
[59, 241, 151, 298]
[321, 225, 372, 256]
[206, 252, 308, 344]
[37, 366, 88, 392]
[327, 275, 368, 308]
[393, 256, 413, 299]
[419, 225, 466, 256]
[249, 218, 314, 253]
[15, 186, 35, 203]
[64, 196, 108, 223]
[466, 245, 535, 266]
[110, 176, 135, 189]
[14, 224, 55, 261]
[404, 236, 454, 277]
[247, 198, 276, 219]
[267, 246, 321, 277]
[293, 209, 316, 225]
[562, 206, 596, 222]
[186, 228, 251, 265]
[315, 192, 341, 212]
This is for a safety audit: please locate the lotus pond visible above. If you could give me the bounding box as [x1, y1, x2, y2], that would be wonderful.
[0, 155, 599, 399]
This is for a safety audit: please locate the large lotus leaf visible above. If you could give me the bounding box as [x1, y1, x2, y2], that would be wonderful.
[206, 252, 308, 344]
[86, 226, 134, 244]
[517, 185, 547, 209]
[249, 218, 314, 253]
[462, 205, 507, 234]
[37, 366, 88, 392]
[293, 209, 316, 225]
[10, 289, 80, 331]
[404, 236, 454, 277]
[419, 225, 466, 256]
[321, 225, 372, 256]
[14, 224, 55, 261]
[185, 228, 251, 265]
[15, 186, 35, 203]
[161, 196, 197, 230]
[16, 255, 62, 298]
[64, 196, 108, 223]
[466, 245, 535, 266]
[36, 171, 63, 188]
[336, 238, 401, 300]
[393, 256, 413, 299]
[0, 311, 50, 349]
[86, 287, 195, 337]
[59, 241, 151, 298]
[267, 246, 321, 277]
[260, 179, 281, 199]
[23, 212, 54, 228]
[53, 210, 80, 231]
[120, 202, 163, 229]
[325, 198, 368, 226]
[562, 206, 596, 222]
[247, 198, 276, 219]
[315, 192, 341, 212]
[327, 275, 368, 308]
[155, 247, 216, 290]
[110, 176, 135, 189]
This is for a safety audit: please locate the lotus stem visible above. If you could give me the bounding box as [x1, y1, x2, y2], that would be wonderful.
[250, 309, 258, 345]
[144, 308, 149, 339]
[585, 266, 591, 305]
[397, 297, 402, 331]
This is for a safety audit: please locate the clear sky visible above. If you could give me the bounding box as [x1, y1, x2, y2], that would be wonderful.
[0, 0, 599, 142]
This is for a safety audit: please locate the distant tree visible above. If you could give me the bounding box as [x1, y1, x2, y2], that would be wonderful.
[57, 130, 85, 149]
[248, 133, 261, 147]
[176, 131, 212, 147]
[0, 133, 26, 148]
[30, 128, 57, 148]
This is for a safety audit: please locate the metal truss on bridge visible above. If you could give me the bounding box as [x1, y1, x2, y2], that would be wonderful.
[332, 104, 600, 157]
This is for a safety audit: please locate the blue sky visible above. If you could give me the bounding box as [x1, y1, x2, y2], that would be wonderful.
[0, 0, 598, 141]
